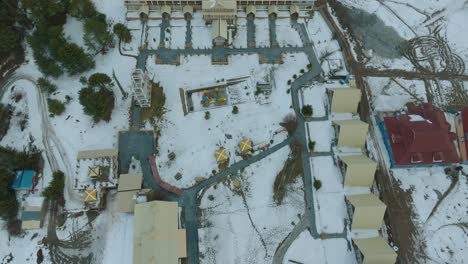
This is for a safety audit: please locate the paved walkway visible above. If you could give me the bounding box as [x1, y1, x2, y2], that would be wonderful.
[130, 17, 350, 264]
[269, 15, 278, 47]
[247, 16, 256, 48]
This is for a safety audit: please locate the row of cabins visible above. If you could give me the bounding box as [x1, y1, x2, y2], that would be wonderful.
[330, 80, 465, 167]
[326, 81, 397, 264]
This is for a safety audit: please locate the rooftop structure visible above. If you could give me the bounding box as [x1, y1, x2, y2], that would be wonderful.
[239, 138, 253, 153]
[346, 193, 386, 230]
[338, 154, 377, 187]
[21, 196, 44, 230]
[134, 201, 187, 264]
[215, 147, 229, 163]
[382, 103, 458, 166]
[327, 82, 361, 114]
[333, 119, 369, 149]
[352, 236, 397, 264]
[12, 170, 37, 191]
[117, 173, 143, 213]
[131, 69, 152, 108]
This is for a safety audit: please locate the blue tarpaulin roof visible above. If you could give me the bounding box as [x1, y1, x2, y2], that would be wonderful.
[11, 170, 35, 190]
[21, 211, 41, 221]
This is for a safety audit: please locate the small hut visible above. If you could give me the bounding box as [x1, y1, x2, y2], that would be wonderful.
[88, 166, 101, 179]
[215, 147, 229, 164]
[239, 138, 253, 153]
[84, 189, 97, 203]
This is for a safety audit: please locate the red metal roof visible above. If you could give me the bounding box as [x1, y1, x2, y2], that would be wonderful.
[383, 103, 459, 166]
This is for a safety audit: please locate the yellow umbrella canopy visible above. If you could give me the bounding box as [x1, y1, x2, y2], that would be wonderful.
[215, 147, 229, 163]
[239, 138, 253, 153]
[84, 189, 97, 202]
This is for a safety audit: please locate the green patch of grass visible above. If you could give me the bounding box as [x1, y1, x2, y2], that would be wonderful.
[140, 82, 166, 127]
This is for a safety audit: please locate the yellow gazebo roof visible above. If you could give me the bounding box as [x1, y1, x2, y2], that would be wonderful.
[84, 189, 97, 202]
[239, 138, 253, 153]
[215, 147, 229, 163]
[88, 166, 101, 178]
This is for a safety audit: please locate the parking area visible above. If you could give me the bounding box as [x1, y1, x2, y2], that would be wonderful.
[118, 130, 156, 188]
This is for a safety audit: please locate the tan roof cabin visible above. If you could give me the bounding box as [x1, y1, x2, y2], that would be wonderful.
[353, 236, 397, 264]
[328, 87, 361, 114]
[117, 173, 143, 213]
[346, 193, 387, 230]
[134, 201, 187, 264]
[338, 154, 377, 187]
[333, 119, 369, 149]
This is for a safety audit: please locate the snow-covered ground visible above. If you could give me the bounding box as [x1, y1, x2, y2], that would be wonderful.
[232, 18, 247, 48]
[198, 147, 305, 264]
[283, 231, 357, 264]
[392, 167, 468, 264]
[367, 77, 427, 112]
[255, 17, 270, 47]
[276, 20, 303, 47]
[192, 12, 212, 49]
[148, 53, 309, 188]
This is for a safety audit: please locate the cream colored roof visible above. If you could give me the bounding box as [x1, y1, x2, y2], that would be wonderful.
[134, 201, 187, 264]
[183, 5, 193, 15]
[161, 5, 171, 15]
[328, 88, 361, 114]
[117, 191, 137, 213]
[77, 149, 118, 159]
[340, 154, 377, 187]
[202, 0, 237, 10]
[347, 193, 386, 230]
[118, 173, 143, 191]
[290, 5, 300, 14]
[22, 220, 41, 230]
[333, 119, 369, 149]
[268, 5, 278, 14]
[353, 236, 397, 264]
[212, 19, 228, 40]
[88, 166, 101, 178]
[246, 5, 256, 15]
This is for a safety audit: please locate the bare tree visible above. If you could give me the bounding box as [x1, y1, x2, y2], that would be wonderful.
[280, 113, 297, 134]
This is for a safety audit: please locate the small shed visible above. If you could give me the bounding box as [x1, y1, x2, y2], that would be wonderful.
[88, 166, 101, 178]
[333, 119, 369, 149]
[346, 193, 386, 230]
[117, 173, 143, 213]
[353, 236, 397, 264]
[215, 147, 229, 163]
[338, 154, 377, 187]
[12, 170, 36, 191]
[327, 87, 361, 114]
[239, 138, 253, 153]
[21, 196, 44, 230]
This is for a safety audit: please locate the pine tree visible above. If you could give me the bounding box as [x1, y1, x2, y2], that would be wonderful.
[83, 15, 113, 54]
[113, 23, 132, 43]
[37, 78, 58, 94]
[57, 43, 95, 75]
[0, 27, 18, 55]
[69, 0, 97, 20]
[88, 73, 112, 90]
[79, 86, 115, 122]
